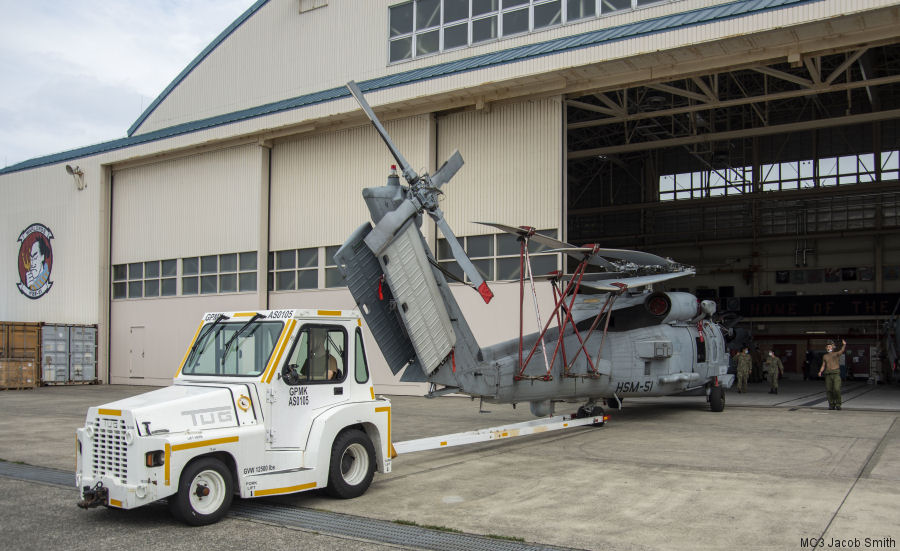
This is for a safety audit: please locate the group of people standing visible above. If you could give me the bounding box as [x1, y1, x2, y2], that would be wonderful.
[733, 347, 785, 394]
[732, 339, 848, 409]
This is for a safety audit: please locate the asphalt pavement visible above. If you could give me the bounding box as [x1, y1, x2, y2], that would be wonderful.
[0, 378, 898, 550]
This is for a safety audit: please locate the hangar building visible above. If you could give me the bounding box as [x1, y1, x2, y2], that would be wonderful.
[2, 0, 899, 391]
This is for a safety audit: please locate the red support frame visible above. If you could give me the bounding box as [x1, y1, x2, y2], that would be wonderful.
[515, 244, 604, 381]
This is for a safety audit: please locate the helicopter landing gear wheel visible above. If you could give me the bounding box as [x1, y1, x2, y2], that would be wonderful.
[576, 403, 606, 427]
[709, 385, 725, 412]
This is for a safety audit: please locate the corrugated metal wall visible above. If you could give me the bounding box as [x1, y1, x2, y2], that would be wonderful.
[437, 97, 562, 237]
[133, 0, 896, 137]
[0, 162, 102, 324]
[138, 0, 748, 134]
[111, 144, 262, 263]
[270, 114, 432, 250]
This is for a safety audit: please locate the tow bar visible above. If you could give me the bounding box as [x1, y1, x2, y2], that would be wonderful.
[77, 482, 108, 509]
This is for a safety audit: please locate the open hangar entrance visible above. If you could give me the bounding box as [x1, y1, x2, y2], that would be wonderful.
[564, 41, 900, 379]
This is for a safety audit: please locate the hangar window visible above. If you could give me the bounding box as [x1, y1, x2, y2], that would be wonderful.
[181, 252, 257, 296]
[389, 0, 664, 62]
[658, 150, 900, 201]
[437, 229, 558, 283]
[112, 259, 177, 300]
[269, 247, 319, 291]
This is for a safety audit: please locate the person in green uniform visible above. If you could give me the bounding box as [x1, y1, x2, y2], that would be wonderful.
[818, 339, 847, 410]
[735, 347, 752, 393]
[764, 350, 784, 394]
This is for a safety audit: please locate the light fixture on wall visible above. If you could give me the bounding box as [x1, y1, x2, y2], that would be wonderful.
[65, 164, 85, 190]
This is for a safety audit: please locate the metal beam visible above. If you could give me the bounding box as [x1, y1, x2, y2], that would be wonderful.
[566, 73, 900, 129]
[566, 99, 620, 117]
[752, 66, 814, 88]
[647, 83, 711, 103]
[803, 56, 822, 85]
[824, 48, 868, 85]
[690, 76, 717, 102]
[568, 108, 900, 158]
[593, 92, 625, 114]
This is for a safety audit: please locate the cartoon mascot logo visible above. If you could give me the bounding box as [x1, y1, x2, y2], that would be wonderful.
[16, 223, 54, 299]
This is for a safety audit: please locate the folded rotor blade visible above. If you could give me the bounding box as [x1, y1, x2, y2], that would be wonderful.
[432, 210, 493, 303]
[590, 248, 675, 267]
[346, 81, 418, 184]
[579, 269, 695, 291]
[430, 150, 464, 189]
[363, 199, 420, 255]
[475, 221, 534, 237]
[475, 222, 615, 269]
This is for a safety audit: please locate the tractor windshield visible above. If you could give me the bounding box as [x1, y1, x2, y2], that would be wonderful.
[182, 320, 284, 377]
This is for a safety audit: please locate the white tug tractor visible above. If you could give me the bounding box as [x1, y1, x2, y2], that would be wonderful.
[75, 309, 393, 525]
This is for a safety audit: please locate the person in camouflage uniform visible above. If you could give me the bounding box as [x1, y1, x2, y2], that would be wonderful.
[735, 347, 752, 393]
[818, 339, 847, 410]
[764, 350, 784, 394]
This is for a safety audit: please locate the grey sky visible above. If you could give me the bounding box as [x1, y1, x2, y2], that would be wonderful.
[0, 0, 252, 168]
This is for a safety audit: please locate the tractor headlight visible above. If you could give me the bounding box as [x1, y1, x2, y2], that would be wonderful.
[145, 450, 165, 468]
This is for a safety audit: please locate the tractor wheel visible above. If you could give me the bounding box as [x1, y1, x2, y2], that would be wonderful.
[326, 429, 375, 499]
[168, 457, 233, 526]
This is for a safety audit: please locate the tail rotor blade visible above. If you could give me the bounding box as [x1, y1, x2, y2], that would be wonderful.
[432, 211, 493, 304]
[346, 81, 418, 184]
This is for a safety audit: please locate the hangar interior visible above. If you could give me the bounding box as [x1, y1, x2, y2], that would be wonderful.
[565, 41, 900, 376]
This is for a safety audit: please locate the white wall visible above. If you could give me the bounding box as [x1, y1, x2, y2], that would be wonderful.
[438, 97, 563, 237]
[112, 144, 263, 262]
[270, 115, 432, 250]
[0, 160, 104, 324]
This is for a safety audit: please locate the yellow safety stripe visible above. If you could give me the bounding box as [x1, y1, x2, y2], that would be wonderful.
[171, 436, 239, 452]
[232, 312, 257, 317]
[253, 482, 317, 497]
[164, 443, 171, 486]
[369, 387, 375, 400]
[317, 310, 341, 316]
[263, 319, 296, 384]
[109, 498, 122, 508]
[375, 406, 395, 458]
[175, 321, 205, 377]
[97, 409, 121, 417]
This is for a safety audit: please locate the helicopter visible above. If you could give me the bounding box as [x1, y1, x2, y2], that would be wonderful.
[335, 81, 733, 418]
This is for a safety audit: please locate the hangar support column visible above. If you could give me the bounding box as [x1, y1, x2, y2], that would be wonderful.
[98, 166, 112, 384]
[257, 141, 272, 309]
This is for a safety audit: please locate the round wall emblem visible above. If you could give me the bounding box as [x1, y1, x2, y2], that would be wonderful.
[16, 223, 54, 299]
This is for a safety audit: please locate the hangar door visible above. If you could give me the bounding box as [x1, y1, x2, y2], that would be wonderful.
[268, 115, 433, 395]
[109, 144, 265, 385]
[435, 96, 564, 345]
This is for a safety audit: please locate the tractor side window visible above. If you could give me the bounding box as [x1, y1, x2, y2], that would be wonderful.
[283, 326, 346, 384]
[355, 328, 369, 384]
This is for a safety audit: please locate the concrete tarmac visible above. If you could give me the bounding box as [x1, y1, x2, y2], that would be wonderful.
[0, 380, 898, 550]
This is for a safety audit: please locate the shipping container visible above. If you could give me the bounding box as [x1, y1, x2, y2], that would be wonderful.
[0, 322, 41, 360]
[0, 360, 38, 390]
[40, 324, 98, 384]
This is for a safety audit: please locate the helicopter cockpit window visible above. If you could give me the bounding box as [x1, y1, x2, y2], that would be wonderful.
[282, 326, 347, 385]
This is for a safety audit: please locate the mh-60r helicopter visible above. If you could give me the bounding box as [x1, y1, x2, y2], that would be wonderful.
[335, 81, 733, 418]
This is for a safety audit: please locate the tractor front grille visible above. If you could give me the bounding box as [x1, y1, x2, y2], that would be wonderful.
[91, 417, 128, 483]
